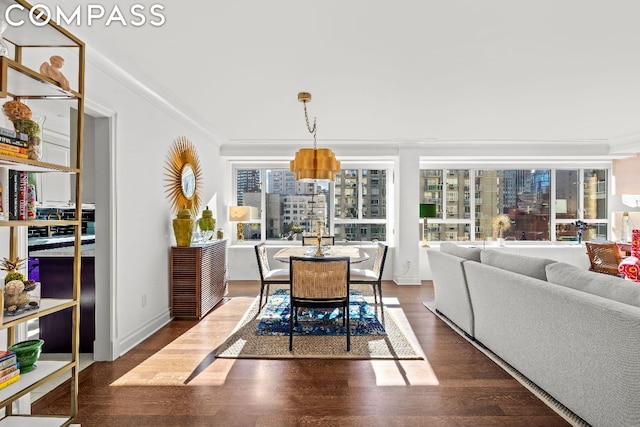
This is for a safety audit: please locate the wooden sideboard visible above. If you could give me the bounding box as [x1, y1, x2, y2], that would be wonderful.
[170, 240, 227, 319]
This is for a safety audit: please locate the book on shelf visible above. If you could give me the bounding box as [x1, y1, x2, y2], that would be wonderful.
[0, 363, 18, 379]
[0, 354, 17, 370]
[18, 170, 27, 220]
[0, 136, 28, 149]
[0, 126, 28, 142]
[0, 167, 8, 221]
[0, 368, 19, 385]
[0, 148, 28, 159]
[0, 143, 27, 154]
[8, 169, 18, 220]
[0, 350, 15, 362]
[0, 373, 20, 390]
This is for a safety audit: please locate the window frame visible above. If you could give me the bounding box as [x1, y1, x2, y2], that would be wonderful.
[231, 160, 393, 244]
[419, 162, 612, 243]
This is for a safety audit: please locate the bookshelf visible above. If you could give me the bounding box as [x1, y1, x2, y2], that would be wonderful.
[0, 0, 84, 424]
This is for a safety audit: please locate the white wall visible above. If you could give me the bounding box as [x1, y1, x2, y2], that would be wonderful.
[78, 51, 226, 359]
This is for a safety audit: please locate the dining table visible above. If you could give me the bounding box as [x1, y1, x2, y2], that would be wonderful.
[273, 245, 370, 264]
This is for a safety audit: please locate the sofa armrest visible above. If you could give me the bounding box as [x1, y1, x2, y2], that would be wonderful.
[427, 249, 475, 336]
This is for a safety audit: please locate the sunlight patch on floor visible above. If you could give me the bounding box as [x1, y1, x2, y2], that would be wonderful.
[369, 359, 440, 386]
[110, 297, 253, 387]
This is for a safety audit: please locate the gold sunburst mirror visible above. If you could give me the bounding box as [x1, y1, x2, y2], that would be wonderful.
[164, 136, 203, 215]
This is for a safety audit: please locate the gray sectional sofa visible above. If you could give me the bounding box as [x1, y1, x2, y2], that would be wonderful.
[428, 242, 640, 427]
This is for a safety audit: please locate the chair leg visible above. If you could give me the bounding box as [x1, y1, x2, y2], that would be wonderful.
[259, 283, 265, 309]
[345, 303, 350, 351]
[289, 302, 294, 351]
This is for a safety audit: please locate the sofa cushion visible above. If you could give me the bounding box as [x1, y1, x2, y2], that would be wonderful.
[480, 249, 555, 281]
[546, 262, 640, 308]
[440, 242, 481, 262]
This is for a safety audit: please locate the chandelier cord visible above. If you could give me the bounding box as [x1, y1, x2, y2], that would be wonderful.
[302, 100, 317, 149]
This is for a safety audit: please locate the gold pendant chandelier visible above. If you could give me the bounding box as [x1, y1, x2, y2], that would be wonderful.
[290, 92, 340, 182]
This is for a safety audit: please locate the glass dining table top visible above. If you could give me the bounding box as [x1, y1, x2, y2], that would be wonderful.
[274, 246, 370, 263]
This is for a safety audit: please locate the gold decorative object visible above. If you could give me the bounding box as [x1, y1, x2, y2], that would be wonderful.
[315, 220, 324, 257]
[198, 205, 216, 232]
[172, 205, 194, 247]
[228, 206, 259, 241]
[290, 92, 340, 182]
[164, 136, 203, 216]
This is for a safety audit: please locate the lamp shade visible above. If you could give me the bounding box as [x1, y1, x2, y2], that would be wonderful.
[613, 154, 640, 195]
[290, 147, 340, 182]
[228, 206, 259, 221]
[419, 203, 437, 218]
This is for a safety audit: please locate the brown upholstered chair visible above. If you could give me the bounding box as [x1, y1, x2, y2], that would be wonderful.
[350, 243, 389, 305]
[301, 236, 335, 246]
[254, 243, 289, 309]
[585, 242, 623, 276]
[289, 256, 350, 351]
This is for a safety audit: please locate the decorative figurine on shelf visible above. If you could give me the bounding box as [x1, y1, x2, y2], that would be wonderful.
[39, 55, 70, 91]
[1, 257, 37, 313]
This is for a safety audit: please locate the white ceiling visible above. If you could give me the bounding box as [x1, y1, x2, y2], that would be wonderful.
[48, 0, 640, 146]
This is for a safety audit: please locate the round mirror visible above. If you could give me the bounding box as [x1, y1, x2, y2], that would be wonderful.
[164, 136, 202, 214]
[181, 164, 196, 199]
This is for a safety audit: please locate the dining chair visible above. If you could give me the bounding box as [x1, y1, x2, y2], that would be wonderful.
[289, 256, 351, 351]
[585, 241, 623, 277]
[349, 243, 389, 305]
[254, 243, 290, 309]
[301, 236, 335, 246]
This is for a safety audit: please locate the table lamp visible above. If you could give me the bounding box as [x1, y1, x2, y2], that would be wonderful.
[420, 203, 437, 247]
[228, 206, 259, 241]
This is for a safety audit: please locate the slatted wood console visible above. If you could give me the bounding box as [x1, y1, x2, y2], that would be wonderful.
[170, 240, 227, 319]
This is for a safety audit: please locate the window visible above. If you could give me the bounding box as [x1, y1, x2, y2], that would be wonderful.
[420, 167, 609, 242]
[334, 168, 387, 241]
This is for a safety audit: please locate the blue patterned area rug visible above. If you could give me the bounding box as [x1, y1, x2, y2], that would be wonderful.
[213, 286, 424, 360]
[257, 289, 386, 336]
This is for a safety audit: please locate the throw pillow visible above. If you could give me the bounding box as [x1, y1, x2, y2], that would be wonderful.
[546, 262, 640, 308]
[481, 249, 555, 281]
[440, 242, 481, 262]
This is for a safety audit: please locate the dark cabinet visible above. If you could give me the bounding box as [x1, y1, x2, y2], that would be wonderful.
[38, 256, 95, 353]
[170, 240, 227, 319]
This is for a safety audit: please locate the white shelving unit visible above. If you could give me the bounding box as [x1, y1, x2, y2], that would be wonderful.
[0, 0, 84, 424]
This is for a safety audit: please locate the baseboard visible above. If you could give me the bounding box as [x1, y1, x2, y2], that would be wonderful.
[116, 309, 173, 357]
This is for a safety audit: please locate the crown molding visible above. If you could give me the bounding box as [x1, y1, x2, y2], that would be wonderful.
[609, 131, 640, 155]
[84, 45, 224, 148]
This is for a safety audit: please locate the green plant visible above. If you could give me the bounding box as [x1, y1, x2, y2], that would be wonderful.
[4, 271, 26, 284]
[14, 119, 40, 136]
[2, 257, 26, 284]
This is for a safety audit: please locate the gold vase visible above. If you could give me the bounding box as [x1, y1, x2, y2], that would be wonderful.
[198, 205, 215, 232]
[173, 206, 193, 247]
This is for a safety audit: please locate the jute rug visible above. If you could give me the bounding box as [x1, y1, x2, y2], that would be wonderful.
[423, 301, 589, 427]
[212, 288, 424, 360]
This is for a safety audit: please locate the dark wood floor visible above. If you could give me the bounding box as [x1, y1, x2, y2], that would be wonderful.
[33, 281, 570, 426]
